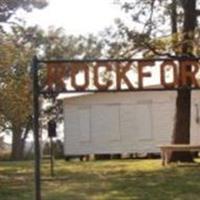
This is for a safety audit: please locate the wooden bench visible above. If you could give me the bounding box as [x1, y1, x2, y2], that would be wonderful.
[158, 144, 200, 166]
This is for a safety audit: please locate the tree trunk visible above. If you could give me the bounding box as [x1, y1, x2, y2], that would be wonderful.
[10, 117, 32, 160]
[169, 0, 196, 162]
[11, 128, 24, 160]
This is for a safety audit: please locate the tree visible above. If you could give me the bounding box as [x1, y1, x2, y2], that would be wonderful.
[169, 0, 200, 162]
[0, 27, 35, 160]
[0, 23, 103, 160]
[109, 0, 200, 162]
[0, 0, 48, 22]
[41, 27, 103, 60]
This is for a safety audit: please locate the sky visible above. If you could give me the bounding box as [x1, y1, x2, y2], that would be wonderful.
[4, 0, 124, 144]
[14, 0, 123, 35]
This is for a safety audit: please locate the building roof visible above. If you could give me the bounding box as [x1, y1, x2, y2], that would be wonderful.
[57, 92, 93, 100]
[56, 84, 165, 100]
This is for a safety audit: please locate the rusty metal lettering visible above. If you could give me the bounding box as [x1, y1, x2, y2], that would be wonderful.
[46, 63, 66, 91]
[45, 59, 200, 92]
[116, 62, 134, 90]
[138, 61, 155, 88]
[180, 61, 199, 87]
[71, 63, 89, 91]
[160, 61, 178, 89]
[94, 62, 113, 90]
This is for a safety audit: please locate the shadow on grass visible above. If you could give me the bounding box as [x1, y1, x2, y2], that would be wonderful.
[105, 168, 200, 200]
[0, 161, 34, 200]
[42, 160, 200, 200]
[1, 160, 200, 200]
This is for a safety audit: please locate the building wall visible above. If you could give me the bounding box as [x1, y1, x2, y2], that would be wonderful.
[190, 91, 200, 144]
[63, 91, 200, 156]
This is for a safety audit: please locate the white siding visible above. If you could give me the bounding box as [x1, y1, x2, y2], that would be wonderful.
[190, 92, 200, 145]
[120, 105, 138, 147]
[63, 91, 183, 155]
[79, 107, 90, 142]
[136, 104, 152, 141]
[64, 105, 80, 155]
[91, 105, 120, 142]
[153, 102, 175, 144]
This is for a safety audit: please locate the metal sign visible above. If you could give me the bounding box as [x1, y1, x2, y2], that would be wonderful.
[41, 58, 200, 93]
[32, 56, 200, 200]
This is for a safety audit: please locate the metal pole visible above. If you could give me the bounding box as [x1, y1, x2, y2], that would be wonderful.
[32, 56, 41, 200]
[50, 137, 54, 177]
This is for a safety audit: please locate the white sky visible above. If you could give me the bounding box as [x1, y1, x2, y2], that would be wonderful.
[4, 0, 124, 144]
[14, 0, 122, 35]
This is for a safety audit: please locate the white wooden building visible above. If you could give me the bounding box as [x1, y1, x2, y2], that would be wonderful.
[59, 91, 200, 156]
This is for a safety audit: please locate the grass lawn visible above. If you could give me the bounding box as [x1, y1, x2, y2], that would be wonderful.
[0, 159, 200, 200]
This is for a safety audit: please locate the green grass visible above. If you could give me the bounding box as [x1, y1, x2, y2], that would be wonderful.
[1, 159, 200, 200]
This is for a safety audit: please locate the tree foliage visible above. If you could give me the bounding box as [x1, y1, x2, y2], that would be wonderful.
[0, 22, 103, 160]
[104, 0, 200, 58]
[108, 0, 200, 162]
[0, 0, 48, 22]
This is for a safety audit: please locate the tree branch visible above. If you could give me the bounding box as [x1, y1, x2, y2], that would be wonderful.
[143, 42, 175, 58]
[143, 0, 155, 34]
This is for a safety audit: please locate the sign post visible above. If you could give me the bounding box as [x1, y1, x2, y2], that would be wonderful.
[32, 56, 41, 200]
[31, 56, 200, 200]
